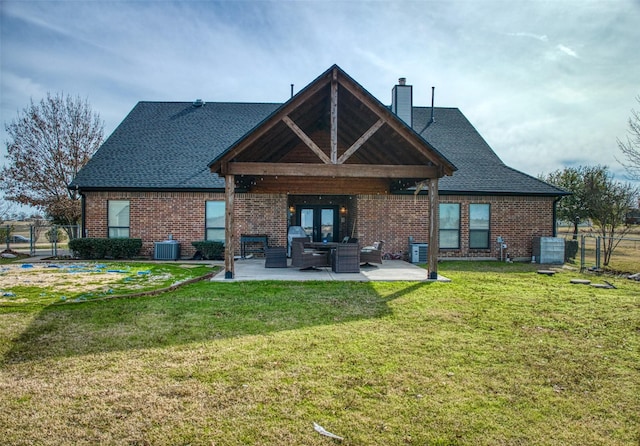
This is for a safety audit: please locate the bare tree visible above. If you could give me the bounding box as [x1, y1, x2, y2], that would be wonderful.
[618, 95, 640, 180]
[1, 92, 103, 230]
[581, 166, 638, 266]
[30, 217, 48, 244]
[0, 200, 14, 225]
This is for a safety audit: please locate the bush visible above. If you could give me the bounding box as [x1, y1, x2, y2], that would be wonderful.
[565, 239, 579, 261]
[191, 240, 225, 260]
[69, 238, 142, 259]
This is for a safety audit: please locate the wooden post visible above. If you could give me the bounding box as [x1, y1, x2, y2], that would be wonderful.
[428, 177, 439, 280]
[330, 69, 338, 164]
[224, 174, 235, 279]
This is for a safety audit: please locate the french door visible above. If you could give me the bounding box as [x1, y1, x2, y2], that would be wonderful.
[297, 205, 339, 242]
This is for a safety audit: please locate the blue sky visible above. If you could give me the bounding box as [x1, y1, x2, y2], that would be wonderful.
[2, 0, 640, 194]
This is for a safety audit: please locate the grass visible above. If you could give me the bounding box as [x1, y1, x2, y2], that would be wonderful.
[0, 262, 638, 445]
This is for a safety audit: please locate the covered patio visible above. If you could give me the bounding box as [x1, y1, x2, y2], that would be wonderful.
[210, 258, 451, 282]
[208, 65, 456, 280]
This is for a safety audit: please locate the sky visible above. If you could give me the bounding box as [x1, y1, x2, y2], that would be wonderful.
[1, 0, 640, 204]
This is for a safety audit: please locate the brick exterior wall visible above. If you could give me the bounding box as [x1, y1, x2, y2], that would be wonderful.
[83, 191, 555, 261]
[83, 191, 289, 258]
[355, 194, 555, 261]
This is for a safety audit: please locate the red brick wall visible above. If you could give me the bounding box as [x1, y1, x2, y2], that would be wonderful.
[437, 195, 555, 260]
[355, 194, 555, 260]
[83, 191, 288, 258]
[83, 191, 555, 261]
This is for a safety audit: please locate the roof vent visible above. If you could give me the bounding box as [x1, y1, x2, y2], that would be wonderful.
[193, 99, 205, 107]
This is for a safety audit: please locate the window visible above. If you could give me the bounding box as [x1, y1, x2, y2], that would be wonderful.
[439, 203, 460, 249]
[206, 201, 225, 242]
[469, 204, 490, 249]
[108, 200, 130, 238]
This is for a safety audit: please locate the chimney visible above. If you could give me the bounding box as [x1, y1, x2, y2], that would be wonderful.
[391, 77, 413, 126]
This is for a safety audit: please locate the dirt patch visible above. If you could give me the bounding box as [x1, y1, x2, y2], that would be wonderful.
[0, 263, 129, 299]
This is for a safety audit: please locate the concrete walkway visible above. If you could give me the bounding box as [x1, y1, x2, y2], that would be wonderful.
[210, 258, 450, 282]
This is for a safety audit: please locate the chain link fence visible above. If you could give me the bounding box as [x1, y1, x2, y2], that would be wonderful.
[2, 222, 81, 258]
[558, 227, 640, 273]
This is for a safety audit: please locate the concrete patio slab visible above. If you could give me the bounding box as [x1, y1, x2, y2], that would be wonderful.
[210, 258, 450, 282]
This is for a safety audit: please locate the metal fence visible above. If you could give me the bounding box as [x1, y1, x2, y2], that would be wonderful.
[2, 223, 80, 257]
[558, 231, 640, 273]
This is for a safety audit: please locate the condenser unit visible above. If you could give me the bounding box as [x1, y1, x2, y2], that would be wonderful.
[410, 243, 428, 264]
[154, 241, 180, 260]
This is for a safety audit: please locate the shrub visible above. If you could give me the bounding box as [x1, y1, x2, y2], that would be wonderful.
[565, 239, 579, 261]
[191, 240, 225, 260]
[69, 238, 142, 259]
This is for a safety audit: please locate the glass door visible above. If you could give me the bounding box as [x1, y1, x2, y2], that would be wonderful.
[297, 205, 338, 242]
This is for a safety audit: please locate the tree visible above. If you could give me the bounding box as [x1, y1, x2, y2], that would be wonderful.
[618, 95, 640, 180]
[0, 200, 14, 225]
[540, 167, 589, 239]
[1, 92, 103, 232]
[542, 165, 638, 266]
[581, 166, 638, 266]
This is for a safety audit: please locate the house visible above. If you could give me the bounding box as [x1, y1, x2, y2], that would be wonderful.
[70, 65, 567, 278]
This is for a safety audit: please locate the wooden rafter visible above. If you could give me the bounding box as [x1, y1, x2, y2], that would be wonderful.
[337, 118, 384, 164]
[282, 116, 332, 164]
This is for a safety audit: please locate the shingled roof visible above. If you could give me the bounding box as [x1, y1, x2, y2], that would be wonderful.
[70, 102, 280, 190]
[70, 101, 565, 196]
[413, 107, 566, 195]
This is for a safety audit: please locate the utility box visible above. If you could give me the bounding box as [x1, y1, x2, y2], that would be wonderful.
[532, 237, 564, 264]
[410, 243, 428, 263]
[154, 241, 180, 260]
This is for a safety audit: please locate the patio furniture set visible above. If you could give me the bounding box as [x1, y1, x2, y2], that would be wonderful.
[265, 237, 384, 273]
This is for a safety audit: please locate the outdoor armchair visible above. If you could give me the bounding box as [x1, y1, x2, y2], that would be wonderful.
[331, 243, 360, 273]
[360, 240, 384, 266]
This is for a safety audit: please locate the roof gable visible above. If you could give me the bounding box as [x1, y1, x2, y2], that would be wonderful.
[208, 65, 456, 180]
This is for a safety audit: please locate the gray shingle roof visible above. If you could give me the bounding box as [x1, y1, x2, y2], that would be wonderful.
[70, 102, 281, 190]
[413, 107, 566, 195]
[71, 101, 566, 196]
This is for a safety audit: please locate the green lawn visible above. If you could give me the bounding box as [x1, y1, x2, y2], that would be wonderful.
[1, 262, 638, 445]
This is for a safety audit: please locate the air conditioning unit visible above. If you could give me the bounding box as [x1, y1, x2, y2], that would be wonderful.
[411, 243, 428, 264]
[154, 241, 180, 260]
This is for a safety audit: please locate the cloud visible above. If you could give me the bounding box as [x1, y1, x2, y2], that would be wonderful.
[557, 44, 579, 58]
[1, 0, 639, 188]
[507, 32, 549, 42]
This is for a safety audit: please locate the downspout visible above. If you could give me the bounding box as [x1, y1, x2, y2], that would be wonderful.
[74, 185, 86, 238]
[80, 191, 86, 237]
[552, 196, 562, 237]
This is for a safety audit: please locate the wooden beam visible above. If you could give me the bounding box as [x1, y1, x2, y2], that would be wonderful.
[338, 118, 384, 164]
[428, 177, 439, 280]
[330, 69, 338, 164]
[336, 80, 455, 176]
[210, 74, 332, 172]
[226, 161, 439, 179]
[282, 116, 332, 164]
[224, 174, 235, 279]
